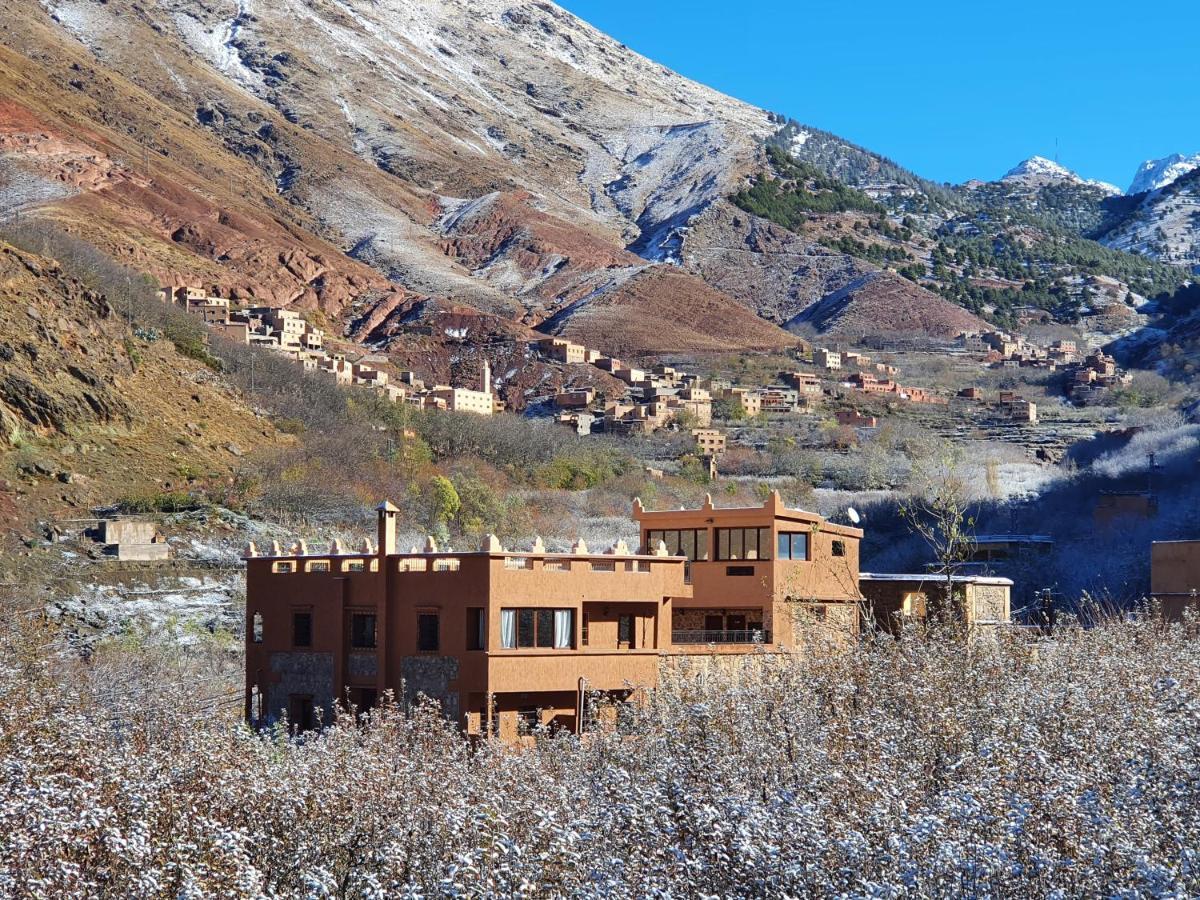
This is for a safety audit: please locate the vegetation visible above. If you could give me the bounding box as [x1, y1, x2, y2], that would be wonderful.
[3, 610, 1200, 895]
[730, 145, 884, 227]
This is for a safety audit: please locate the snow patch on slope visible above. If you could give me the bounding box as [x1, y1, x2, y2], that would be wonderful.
[583, 122, 741, 263]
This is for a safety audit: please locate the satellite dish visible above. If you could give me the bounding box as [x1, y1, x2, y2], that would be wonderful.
[846, 507, 861, 524]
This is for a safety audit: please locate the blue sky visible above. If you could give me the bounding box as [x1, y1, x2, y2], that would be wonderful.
[556, 0, 1200, 190]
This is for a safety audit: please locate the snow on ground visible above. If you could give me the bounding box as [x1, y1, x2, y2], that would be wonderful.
[0, 158, 77, 214]
[48, 573, 244, 645]
[38, 0, 121, 54]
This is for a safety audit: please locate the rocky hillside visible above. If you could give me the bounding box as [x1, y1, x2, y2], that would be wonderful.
[0, 238, 282, 541]
[1098, 168, 1200, 269]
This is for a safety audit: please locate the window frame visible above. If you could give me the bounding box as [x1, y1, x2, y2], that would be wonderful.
[714, 527, 771, 561]
[350, 612, 377, 650]
[777, 531, 810, 561]
[416, 610, 440, 653]
[502, 608, 575, 650]
[467, 607, 486, 651]
[292, 610, 313, 648]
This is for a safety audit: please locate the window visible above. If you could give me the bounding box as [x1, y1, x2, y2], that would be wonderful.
[288, 694, 314, 731]
[517, 708, 541, 734]
[306, 560, 330, 573]
[417, 612, 440, 652]
[726, 565, 755, 576]
[644, 528, 709, 561]
[343, 559, 365, 572]
[503, 609, 574, 649]
[252, 612, 263, 643]
[467, 608, 485, 651]
[292, 611, 312, 648]
[832, 540, 846, 558]
[273, 561, 293, 574]
[351, 613, 377, 649]
[715, 527, 771, 561]
[777, 531, 810, 561]
[618, 614, 634, 648]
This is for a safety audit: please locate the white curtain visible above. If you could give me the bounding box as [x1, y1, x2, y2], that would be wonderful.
[500, 609, 516, 648]
[554, 609, 572, 648]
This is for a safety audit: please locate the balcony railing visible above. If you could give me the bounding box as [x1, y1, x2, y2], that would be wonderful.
[671, 629, 771, 645]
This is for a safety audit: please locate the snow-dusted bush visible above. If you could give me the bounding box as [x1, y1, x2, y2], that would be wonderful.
[3, 617, 1200, 896]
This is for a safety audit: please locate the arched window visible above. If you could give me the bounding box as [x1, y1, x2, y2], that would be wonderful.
[252, 611, 264, 643]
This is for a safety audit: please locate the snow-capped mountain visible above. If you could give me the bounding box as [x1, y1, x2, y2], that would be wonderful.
[1002, 156, 1120, 194]
[1127, 154, 1200, 195]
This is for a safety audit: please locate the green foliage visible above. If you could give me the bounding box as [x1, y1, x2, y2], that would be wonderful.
[730, 145, 884, 227]
[534, 448, 627, 491]
[116, 491, 206, 513]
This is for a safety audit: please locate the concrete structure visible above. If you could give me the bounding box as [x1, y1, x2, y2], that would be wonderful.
[100, 518, 170, 561]
[1151, 541, 1200, 622]
[246, 493, 866, 741]
[860, 573, 1012, 637]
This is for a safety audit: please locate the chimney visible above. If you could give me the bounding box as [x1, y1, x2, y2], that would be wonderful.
[376, 500, 399, 556]
[481, 359, 491, 395]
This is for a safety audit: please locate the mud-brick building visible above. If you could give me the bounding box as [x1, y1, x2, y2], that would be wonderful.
[633, 491, 864, 650]
[245, 493, 867, 741]
[1151, 540, 1200, 621]
[245, 503, 691, 741]
[859, 573, 1012, 636]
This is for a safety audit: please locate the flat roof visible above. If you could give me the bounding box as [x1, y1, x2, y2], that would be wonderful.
[972, 534, 1053, 544]
[861, 573, 1013, 586]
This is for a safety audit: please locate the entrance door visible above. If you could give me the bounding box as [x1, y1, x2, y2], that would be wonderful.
[726, 614, 747, 639]
[704, 614, 723, 641]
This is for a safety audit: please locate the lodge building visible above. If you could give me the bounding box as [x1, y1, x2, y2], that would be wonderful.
[245, 492, 866, 741]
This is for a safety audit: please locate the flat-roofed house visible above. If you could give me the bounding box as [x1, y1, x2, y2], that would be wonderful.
[859, 573, 1012, 637]
[1151, 540, 1200, 622]
[634, 492, 863, 651]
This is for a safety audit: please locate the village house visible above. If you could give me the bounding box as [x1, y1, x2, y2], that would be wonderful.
[835, 410, 878, 428]
[536, 337, 587, 365]
[426, 361, 496, 416]
[859, 573, 1012, 637]
[812, 348, 842, 371]
[555, 388, 595, 409]
[692, 428, 727, 456]
[245, 493, 867, 741]
[1150, 540, 1200, 621]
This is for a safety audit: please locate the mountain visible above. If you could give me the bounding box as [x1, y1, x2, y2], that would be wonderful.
[1001, 156, 1120, 195]
[1128, 154, 1200, 195]
[1, 0, 798, 357]
[0, 0, 1193, 369]
[1098, 168, 1200, 269]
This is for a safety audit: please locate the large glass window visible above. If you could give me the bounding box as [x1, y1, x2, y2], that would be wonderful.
[503, 609, 574, 649]
[644, 528, 709, 560]
[777, 531, 810, 561]
[715, 527, 772, 561]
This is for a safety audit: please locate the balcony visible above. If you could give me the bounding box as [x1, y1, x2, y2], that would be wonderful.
[671, 629, 771, 645]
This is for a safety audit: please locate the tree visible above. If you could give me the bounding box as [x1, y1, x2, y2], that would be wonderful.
[898, 448, 977, 615]
[419, 475, 460, 544]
